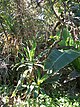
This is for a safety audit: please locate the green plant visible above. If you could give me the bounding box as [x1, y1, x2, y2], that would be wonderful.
[11, 39, 48, 99]
[1, 93, 80, 107]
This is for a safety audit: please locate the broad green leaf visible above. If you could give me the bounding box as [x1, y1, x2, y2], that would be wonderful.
[44, 49, 62, 70]
[44, 49, 80, 73]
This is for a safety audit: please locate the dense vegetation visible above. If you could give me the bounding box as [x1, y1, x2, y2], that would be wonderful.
[0, 0, 80, 106]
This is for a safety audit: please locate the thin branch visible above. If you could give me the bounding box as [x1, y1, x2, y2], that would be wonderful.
[56, 46, 76, 50]
[49, 27, 63, 50]
[49, 1, 64, 24]
[46, 27, 63, 59]
[53, 7, 64, 24]
[52, 21, 61, 32]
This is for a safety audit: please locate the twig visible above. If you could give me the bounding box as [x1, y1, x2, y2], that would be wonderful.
[56, 46, 76, 50]
[52, 21, 61, 32]
[46, 27, 63, 59]
[49, 1, 64, 24]
[49, 27, 63, 51]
